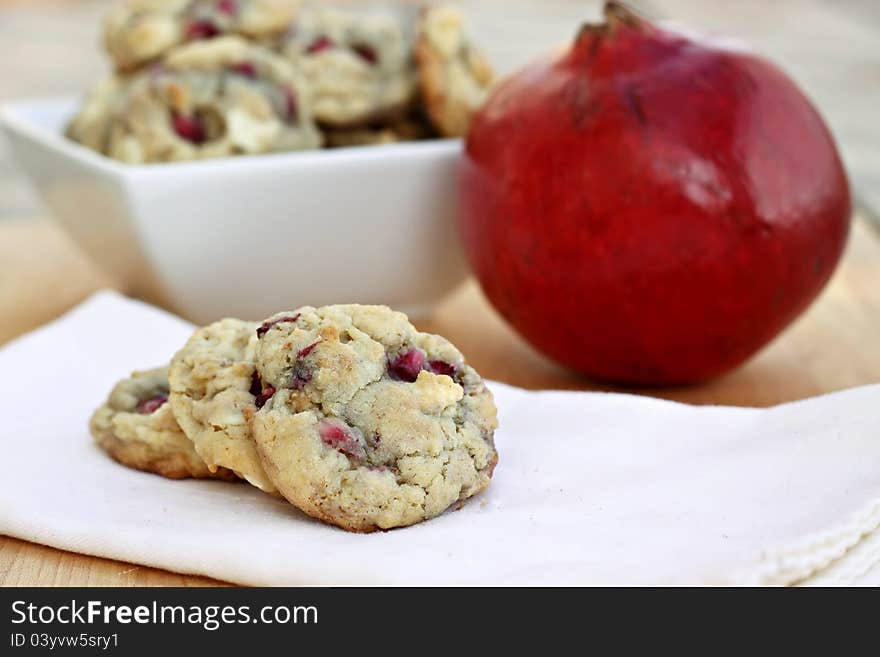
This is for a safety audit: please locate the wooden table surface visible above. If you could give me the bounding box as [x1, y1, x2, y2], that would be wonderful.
[2, 0, 879, 586]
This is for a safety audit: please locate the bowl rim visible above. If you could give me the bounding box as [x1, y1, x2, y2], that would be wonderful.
[0, 95, 463, 179]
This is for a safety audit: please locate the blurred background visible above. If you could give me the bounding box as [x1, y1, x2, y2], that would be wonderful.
[2, 0, 879, 222]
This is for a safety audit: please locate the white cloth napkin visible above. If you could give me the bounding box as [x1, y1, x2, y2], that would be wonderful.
[1, 291, 878, 586]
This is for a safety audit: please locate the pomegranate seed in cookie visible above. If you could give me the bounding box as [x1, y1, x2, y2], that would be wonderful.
[255, 386, 276, 409]
[318, 419, 367, 461]
[216, 0, 237, 15]
[352, 44, 378, 65]
[136, 393, 168, 414]
[389, 348, 426, 382]
[231, 61, 257, 77]
[184, 19, 220, 41]
[172, 113, 206, 143]
[306, 36, 334, 54]
[256, 314, 301, 338]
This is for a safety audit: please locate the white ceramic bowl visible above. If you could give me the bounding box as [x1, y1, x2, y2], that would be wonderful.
[1, 97, 468, 323]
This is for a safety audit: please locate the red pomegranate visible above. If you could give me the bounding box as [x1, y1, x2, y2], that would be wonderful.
[460, 2, 851, 384]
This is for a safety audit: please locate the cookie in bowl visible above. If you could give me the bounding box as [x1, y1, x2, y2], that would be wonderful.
[89, 366, 238, 480]
[103, 0, 296, 71]
[250, 305, 499, 532]
[282, 6, 418, 128]
[415, 3, 495, 137]
[68, 35, 321, 163]
[322, 112, 437, 148]
[64, 76, 131, 155]
[169, 318, 278, 493]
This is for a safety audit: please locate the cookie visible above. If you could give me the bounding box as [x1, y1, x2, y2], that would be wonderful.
[415, 4, 495, 137]
[168, 318, 277, 492]
[103, 0, 296, 71]
[282, 6, 417, 127]
[89, 366, 237, 480]
[96, 36, 322, 163]
[323, 113, 436, 148]
[250, 305, 498, 532]
[322, 127, 399, 148]
[65, 76, 131, 154]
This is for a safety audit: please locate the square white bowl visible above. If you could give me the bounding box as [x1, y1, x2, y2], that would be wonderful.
[1, 97, 468, 324]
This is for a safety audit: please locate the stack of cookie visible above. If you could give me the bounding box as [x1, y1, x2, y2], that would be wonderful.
[66, 1, 496, 163]
[90, 304, 499, 532]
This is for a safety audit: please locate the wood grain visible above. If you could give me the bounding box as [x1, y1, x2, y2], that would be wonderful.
[0, 537, 222, 587]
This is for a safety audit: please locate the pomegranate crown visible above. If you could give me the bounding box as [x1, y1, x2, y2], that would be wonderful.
[576, 1, 646, 40]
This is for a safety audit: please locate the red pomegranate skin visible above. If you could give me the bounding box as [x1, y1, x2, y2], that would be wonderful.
[460, 5, 851, 384]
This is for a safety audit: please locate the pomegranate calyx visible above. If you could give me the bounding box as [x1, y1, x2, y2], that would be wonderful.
[575, 1, 645, 43]
[603, 1, 643, 27]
